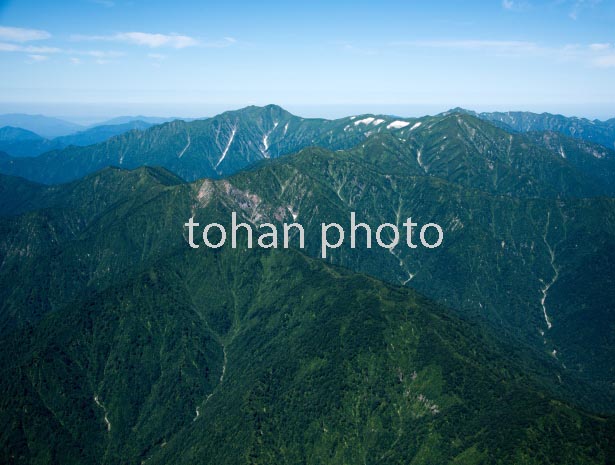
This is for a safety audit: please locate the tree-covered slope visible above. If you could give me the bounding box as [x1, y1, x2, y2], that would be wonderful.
[468, 109, 615, 151]
[0, 130, 614, 463]
[2, 133, 615, 412]
[1, 232, 613, 465]
[0, 105, 421, 183]
[200, 141, 615, 410]
[525, 131, 615, 194]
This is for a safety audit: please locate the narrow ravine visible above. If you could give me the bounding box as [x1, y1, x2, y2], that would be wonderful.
[215, 124, 237, 169]
[193, 343, 228, 421]
[540, 212, 559, 331]
[93, 394, 111, 432]
[178, 132, 191, 158]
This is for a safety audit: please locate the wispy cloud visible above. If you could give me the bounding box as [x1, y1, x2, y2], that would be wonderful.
[203, 37, 237, 48]
[585, 43, 615, 68]
[593, 55, 615, 68]
[90, 0, 115, 7]
[333, 41, 379, 56]
[569, 0, 602, 20]
[0, 41, 123, 61]
[589, 43, 611, 52]
[501, 0, 531, 11]
[72, 32, 237, 49]
[0, 42, 61, 53]
[393, 40, 543, 56]
[27, 54, 48, 63]
[357, 38, 615, 69]
[73, 32, 199, 48]
[0, 26, 51, 42]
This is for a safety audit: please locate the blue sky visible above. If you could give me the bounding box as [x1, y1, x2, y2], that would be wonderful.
[1, 0, 615, 121]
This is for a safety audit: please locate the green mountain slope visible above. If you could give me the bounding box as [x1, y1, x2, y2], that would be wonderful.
[0, 105, 420, 183]
[200, 141, 615, 409]
[467, 109, 615, 151]
[2, 106, 614, 200]
[1, 108, 615, 463]
[2, 129, 615, 412]
[1, 208, 613, 464]
[525, 131, 615, 194]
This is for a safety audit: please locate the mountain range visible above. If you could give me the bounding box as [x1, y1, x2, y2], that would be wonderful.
[0, 114, 85, 138]
[0, 121, 156, 157]
[1, 166, 614, 464]
[0, 114, 183, 139]
[1, 105, 615, 195]
[0, 105, 614, 464]
[463, 109, 615, 150]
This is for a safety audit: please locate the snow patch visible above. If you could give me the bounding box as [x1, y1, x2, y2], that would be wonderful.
[387, 120, 410, 129]
[354, 117, 375, 126]
[261, 122, 278, 158]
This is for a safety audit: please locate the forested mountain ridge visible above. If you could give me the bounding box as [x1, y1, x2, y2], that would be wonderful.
[0, 167, 613, 464]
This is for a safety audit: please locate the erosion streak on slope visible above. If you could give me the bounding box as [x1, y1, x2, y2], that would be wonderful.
[215, 125, 237, 169]
[261, 122, 278, 158]
[385, 201, 416, 286]
[94, 395, 111, 432]
[417, 146, 427, 172]
[194, 343, 228, 421]
[178, 132, 191, 158]
[540, 212, 559, 330]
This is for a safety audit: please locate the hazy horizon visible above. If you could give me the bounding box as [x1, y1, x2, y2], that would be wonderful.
[1, 102, 614, 126]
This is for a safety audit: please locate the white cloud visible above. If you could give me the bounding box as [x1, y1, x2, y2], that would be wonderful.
[73, 32, 199, 48]
[387, 38, 615, 70]
[586, 42, 615, 68]
[0, 41, 123, 65]
[148, 53, 166, 60]
[501, 0, 531, 11]
[79, 50, 123, 58]
[0, 42, 61, 53]
[27, 54, 48, 62]
[72, 32, 237, 49]
[589, 43, 611, 52]
[395, 40, 542, 56]
[593, 54, 615, 68]
[0, 26, 51, 42]
[203, 37, 237, 48]
[569, 0, 602, 20]
[90, 0, 115, 6]
[115, 32, 197, 48]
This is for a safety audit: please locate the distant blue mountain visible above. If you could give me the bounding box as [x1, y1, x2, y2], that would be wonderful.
[0, 120, 155, 157]
[92, 115, 183, 126]
[0, 114, 84, 138]
[455, 109, 615, 151]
